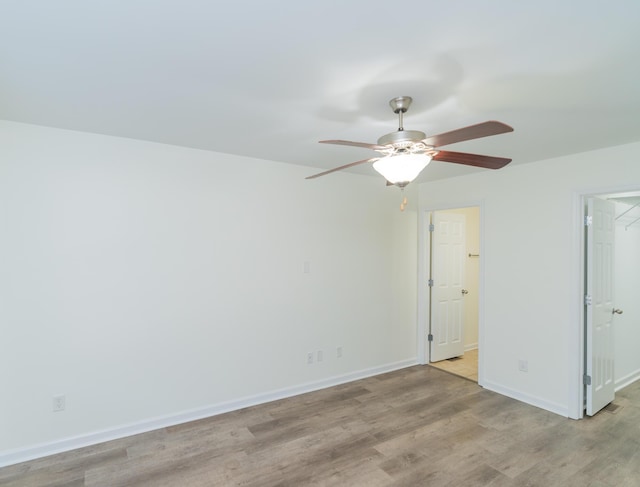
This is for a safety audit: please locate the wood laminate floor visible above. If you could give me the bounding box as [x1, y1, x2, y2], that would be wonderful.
[2, 366, 640, 487]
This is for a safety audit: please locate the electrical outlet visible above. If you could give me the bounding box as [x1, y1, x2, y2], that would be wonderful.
[307, 352, 314, 364]
[53, 395, 66, 412]
[518, 360, 528, 372]
[337, 346, 343, 358]
[317, 350, 323, 362]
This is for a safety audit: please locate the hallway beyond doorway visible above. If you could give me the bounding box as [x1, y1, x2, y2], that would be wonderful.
[429, 348, 478, 382]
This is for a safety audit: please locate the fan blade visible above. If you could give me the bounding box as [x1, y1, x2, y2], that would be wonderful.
[305, 158, 377, 179]
[433, 151, 511, 169]
[423, 121, 513, 148]
[320, 139, 387, 151]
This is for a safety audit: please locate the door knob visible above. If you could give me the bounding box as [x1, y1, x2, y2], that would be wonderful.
[613, 308, 623, 315]
[461, 289, 469, 295]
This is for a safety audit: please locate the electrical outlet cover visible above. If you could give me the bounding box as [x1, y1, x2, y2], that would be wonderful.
[53, 395, 66, 412]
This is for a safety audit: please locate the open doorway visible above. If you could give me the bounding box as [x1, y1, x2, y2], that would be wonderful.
[581, 190, 640, 416]
[425, 206, 480, 382]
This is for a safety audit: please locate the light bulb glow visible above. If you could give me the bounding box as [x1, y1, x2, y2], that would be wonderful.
[373, 153, 431, 184]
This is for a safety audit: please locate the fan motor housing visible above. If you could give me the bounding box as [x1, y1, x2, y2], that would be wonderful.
[377, 129, 428, 148]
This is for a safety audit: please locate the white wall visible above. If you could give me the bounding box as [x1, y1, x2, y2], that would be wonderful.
[418, 142, 640, 417]
[614, 205, 640, 389]
[0, 121, 418, 464]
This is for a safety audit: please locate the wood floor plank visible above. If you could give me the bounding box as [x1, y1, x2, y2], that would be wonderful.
[2, 366, 640, 486]
[0, 447, 128, 487]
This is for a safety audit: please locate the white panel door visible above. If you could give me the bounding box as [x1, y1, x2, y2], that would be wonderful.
[430, 212, 466, 362]
[586, 197, 616, 416]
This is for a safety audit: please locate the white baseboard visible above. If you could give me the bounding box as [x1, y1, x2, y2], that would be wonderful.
[615, 369, 640, 392]
[0, 358, 417, 468]
[482, 380, 569, 418]
[464, 344, 478, 352]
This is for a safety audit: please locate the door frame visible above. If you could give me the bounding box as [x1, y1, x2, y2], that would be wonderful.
[417, 201, 484, 386]
[572, 184, 640, 419]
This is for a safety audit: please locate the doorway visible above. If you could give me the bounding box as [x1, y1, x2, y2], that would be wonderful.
[581, 190, 640, 416]
[423, 206, 480, 382]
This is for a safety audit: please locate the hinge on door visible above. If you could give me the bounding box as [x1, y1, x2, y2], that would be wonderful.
[429, 223, 434, 232]
[584, 294, 592, 306]
[584, 215, 593, 226]
[583, 374, 592, 386]
[428, 334, 434, 342]
[428, 279, 434, 287]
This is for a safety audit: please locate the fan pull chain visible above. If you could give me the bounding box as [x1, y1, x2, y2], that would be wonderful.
[400, 191, 408, 212]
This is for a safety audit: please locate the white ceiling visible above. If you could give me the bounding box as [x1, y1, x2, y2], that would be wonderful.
[1, 1, 640, 182]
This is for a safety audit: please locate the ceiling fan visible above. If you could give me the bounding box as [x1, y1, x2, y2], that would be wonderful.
[307, 96, 514, 189]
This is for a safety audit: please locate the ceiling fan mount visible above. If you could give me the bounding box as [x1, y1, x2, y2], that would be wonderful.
[389, 95, 412, 114]
[307, 96, 514, 188]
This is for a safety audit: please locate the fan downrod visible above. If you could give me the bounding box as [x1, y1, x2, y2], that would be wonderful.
[389, 96, 413, 114]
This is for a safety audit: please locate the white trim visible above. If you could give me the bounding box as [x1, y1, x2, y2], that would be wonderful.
[416, 209, 429, 365]
[569, 191, 587, 419]
[464, 344, 478, 352]
[482, 380, 569, 418]
[477, 206, 486, 388]
[615, 369, 640, 392]
[0, 358, 417, 468]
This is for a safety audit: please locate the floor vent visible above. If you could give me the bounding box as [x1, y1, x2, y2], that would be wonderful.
[604, 403, 622, 414]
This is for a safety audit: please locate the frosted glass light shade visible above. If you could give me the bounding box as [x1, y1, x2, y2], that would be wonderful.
[372, 153, 431, 184]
